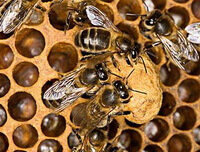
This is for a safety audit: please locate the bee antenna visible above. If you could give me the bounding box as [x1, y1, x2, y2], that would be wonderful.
[108, 70, 123, 79]
[125, 68, 135, 81]
[126, 13, 147, 18]
[129, 87, 147, 95]
[139, 56, 147, 73]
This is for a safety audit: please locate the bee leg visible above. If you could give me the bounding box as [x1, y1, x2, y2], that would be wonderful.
[166, 59, 171, 71]
[113, 111, 131, 116]
[111, 55, 120, 71]
[144, 41, 161, 51]
[35, 5, 46, 12]
[125, 56, 132, 66]
[80, 54, 96, 61]
[65, 11, 72, 32]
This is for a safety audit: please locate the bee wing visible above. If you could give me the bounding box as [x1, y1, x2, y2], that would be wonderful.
[187, 34, 200, 44]
[158, 35, 186, 70]
[54, 88, 87, 113]
[0, 0, 37, 34]
[185, 22, 200, 37]
[86, 5, 120, 32]
[177, 30, 199, 61]
[43, 66, 84, 100]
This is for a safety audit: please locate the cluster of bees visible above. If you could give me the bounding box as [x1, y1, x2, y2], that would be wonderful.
[0, 0, 199, 151]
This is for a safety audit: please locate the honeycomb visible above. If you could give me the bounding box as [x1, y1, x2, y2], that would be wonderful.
[0, 0, 199, 151]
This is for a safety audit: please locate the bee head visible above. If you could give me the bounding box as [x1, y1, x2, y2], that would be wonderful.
[143, 9, 162, 30]
[130, 42, 141, 59]
[113, 80, 129, 100]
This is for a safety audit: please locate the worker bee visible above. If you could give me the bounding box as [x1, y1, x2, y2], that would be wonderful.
[43, 55, 116, 113]
[0, 0, 44, 34]
[138, 8, 199, 71]
[70, 128, 108, 152]
[185, 22, 200, 44]
[74, 5, 146, 71]
[70, 69, 146, 138]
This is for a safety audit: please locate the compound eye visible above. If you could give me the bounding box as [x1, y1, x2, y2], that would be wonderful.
[145, 19, 154, 26]
[89, 129, 105, 146]
[102, 89, 119, 106]
[80, 68, 98, 85]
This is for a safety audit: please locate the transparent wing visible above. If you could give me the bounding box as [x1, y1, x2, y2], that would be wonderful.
[177, 30, 199, 61]
[0, 0, 37, 34]
[54, 88, 87, 113]
[86, 5, 120, 32]
[43, 66, 85, 100]
[158, 35, 186, 70]
[185, 22, 200, 37]
[187, 34, 200, 44]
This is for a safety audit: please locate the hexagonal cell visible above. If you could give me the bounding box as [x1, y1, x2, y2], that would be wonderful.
[117, 22, 139, 41]
[108, 119, 119, 140]
[117, 129, 142, 151]
[173, 0, 189, 3]
[41, 79, 59, 108]
[192, 125, 200, 145]
[192, 0, 200, 19]
[160, 63, 180, 86]
[0, 104, 7, 127]
[13, 62, 39, 87]
[173, 106, 196, 130]
[13, 124, 38, 148]
[96, 4, 114, 22]
[48, 42, 78, 73]
[27, 10, 44, 25]
[41, 113, 66, 137]
[143, 145, 163, 152]
[67, 132, 80, 149]
[15, 28, 45, 58]
[145, 118, 169, 142]
[49, 2, 74, 30]
[143, 0, 166, 11]
[8, 92, 37, 121]
[38, 139, 63, 152]
[117, 0, 141, 21]
[145, 42, 162, 65]
[167, 134, 191, 152]
[0, 73, 10, 97]
[0, 132, 9, 152]
[0, 44, 14, 69]
[178, 79, 200, 103]
[158, 92, 176, 116]
[168, 6, 190, 29]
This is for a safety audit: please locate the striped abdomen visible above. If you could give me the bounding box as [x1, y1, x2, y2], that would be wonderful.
[74, 28, 111, 52]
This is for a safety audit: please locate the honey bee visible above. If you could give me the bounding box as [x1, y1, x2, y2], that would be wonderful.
[43, 56, 115, 113]
[0, 0, 43, 34]
[185, 22, 200, 44]
[70, 70, 146, 138]
[138, 9, 199, 71]
[74, 5, 146, 71]
[55, 0, 96, 30]
[71, 128, 108, 152]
